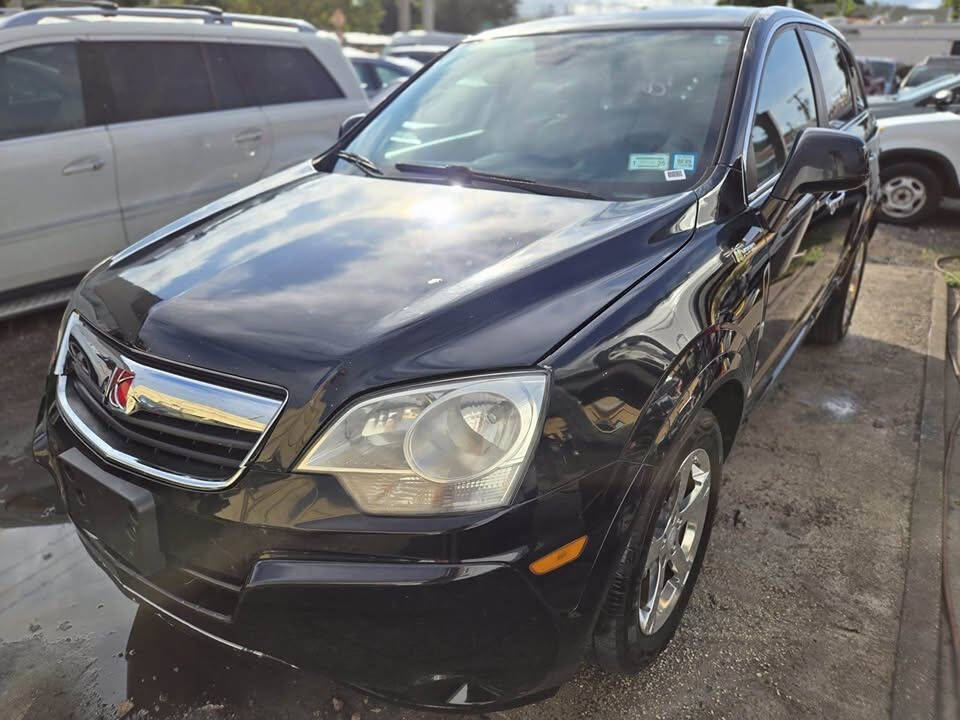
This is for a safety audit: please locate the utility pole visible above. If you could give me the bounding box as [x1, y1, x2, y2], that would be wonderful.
[398, 0, 411, 31]
[423, 0, 435, 31]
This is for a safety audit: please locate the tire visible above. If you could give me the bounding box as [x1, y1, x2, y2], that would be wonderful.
[592, 408, 722, 673]
[807, 241, 867, 345]
[879, 161, 941, 225]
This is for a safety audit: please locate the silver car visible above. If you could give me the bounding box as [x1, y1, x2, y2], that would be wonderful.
[0, 5, 368, 312]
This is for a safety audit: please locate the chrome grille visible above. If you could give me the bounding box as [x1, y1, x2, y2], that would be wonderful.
[55, 313, 285, 490]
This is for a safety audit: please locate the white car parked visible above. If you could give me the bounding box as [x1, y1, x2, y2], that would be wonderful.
[877, 110, 960, 224]
[0, 4, 368, 311]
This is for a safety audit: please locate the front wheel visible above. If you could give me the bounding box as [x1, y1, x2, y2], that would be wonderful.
[592, 408, 722, 673]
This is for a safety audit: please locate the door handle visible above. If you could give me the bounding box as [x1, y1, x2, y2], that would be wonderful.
[234, 129, 263, 144]
[62, 156, 104, 175]
[824, 191, 846, 215]
[730, 227, 764, 263]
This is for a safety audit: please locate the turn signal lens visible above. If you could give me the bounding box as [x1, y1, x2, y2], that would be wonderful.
[529, 536, 588, 575]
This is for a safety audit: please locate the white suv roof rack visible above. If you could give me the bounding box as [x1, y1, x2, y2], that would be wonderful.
[0, 2, 317, 32]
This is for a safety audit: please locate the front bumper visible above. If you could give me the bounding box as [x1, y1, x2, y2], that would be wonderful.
[34, 398, 628, 711]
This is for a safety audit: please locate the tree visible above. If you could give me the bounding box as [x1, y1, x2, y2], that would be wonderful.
[166, 0, 385, 33]
[380, 0, 516, 34]
[433, 0, 516, 33]
[945, 0, 960, 20]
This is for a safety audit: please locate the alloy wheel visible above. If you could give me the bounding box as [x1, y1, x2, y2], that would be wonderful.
[881, 175, 927, 220]
[637, 448, 711, 635]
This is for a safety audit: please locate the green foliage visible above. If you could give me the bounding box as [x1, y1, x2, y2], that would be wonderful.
[433, 0, 517, 33]
[944, 0, 960, 16]
[380, 0, 517, 34]
[165, 0, 385, 33]
[836, 0, 857, 15]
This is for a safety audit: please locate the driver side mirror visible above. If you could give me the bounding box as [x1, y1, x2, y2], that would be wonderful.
[758, 128, 869, 232]
[339, 113, 366, 139]
[933, 88, 953, 110]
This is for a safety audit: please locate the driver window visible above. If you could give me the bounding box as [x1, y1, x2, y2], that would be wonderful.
[0, 43, 86, 142]
[750, 30, 818, 190]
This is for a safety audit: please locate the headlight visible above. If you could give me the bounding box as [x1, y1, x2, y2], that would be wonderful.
[295, 372, 548, 515]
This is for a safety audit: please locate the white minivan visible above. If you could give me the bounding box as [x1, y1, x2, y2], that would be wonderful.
[0, 5, 368, 310]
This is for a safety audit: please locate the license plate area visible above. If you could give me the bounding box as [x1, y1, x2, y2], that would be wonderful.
[59, 448, 165, 575]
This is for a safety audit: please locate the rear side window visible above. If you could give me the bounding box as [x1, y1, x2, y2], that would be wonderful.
[227, 45, 344, 105]
[205, 43, 248, 110]
[102, 42, 216, 122]
[375, 63, 407, 86]
[0, 43, 85, 141]
[352, 60, 378, 91]
[751, 30, 818, 187]
[804, 31, 855, 126]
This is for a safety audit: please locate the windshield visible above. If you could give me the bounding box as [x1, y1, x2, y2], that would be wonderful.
[337, 30, 744, 201]
[866, 60, 895, 81]
[895, 72, 960, 100]
[903, 63, 960, 88]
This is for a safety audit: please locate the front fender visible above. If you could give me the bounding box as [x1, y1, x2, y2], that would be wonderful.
[571, 349, 747, 628]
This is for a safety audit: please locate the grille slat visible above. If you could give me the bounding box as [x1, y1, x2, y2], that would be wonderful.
[56, 314, 284, 488]
[71, 377, 247, 470]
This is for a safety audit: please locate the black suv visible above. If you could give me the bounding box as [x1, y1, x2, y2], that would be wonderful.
[35, 7, 880, 712]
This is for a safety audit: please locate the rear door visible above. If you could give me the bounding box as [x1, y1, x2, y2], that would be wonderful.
[748, 27, 826, 379]
[97, 40, 272, 244]
[227, 43, 363, 172]
[0, 40, 124, 294]
[800, 29, 878, 292]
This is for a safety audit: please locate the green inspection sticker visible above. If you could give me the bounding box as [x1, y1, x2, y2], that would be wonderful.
[628, 153, 670, 171]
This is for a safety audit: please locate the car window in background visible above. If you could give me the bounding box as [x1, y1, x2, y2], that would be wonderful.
[0, 43, 85, 141]
[902, 63, 960, 88]
[340, 30, 744, 201]
[227, 44, 344, 105]
[102, 42, 215, 122]
[751, 30, 818, 187]
[891, 73, 959, 101]
[204, 43, 248, 109]
[804, 31, 855, 126]
[375, 63, 407, 87]
[866, 59, 895, 82]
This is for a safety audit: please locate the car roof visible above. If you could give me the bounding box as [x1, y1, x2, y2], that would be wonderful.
[342, 46, 378, 59]
[385, 44, 447, 52]
[473, 6, 829, 41]
[0, 5, 319, 35]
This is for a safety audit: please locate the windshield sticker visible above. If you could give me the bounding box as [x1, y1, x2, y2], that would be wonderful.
[664, 169, 687, 182]
[628, 153, 670, 171]
[672, 153, 697, 172]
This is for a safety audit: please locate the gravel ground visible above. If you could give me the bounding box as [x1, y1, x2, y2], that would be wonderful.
[1, 203, 958, 720]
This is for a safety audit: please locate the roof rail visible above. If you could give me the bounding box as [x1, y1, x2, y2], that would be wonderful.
[153, 4, 224, 15]
[22, 0, 117, 9]
[0, 4, 316, 32]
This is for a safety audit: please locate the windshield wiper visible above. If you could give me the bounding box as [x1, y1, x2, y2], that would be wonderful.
[394, 162, 604, 200]
[337, 150, 384, 177]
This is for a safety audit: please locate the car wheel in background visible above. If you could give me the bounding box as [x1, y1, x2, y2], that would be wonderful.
[879, 161, 941, 225]
[592, 408, 722, 673]
[807, 241, 867, 345]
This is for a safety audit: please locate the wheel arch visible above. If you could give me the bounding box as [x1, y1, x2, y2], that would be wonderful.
[880, 148, 960, 198]
[703, 378, 745, 461]
[574, 344, 749, 628]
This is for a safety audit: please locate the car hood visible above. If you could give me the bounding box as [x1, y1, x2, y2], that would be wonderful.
[76, 165, 696, 419]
